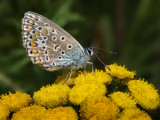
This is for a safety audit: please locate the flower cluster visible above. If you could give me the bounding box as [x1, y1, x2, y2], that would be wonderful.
[0, 91, 32, 112]
[128, 79, 160, 110]
[33, 84, 70, 108]
[106, 63, 136, 81]
[0, 104, 10, 120]
[69, 83, 107, 105]
[44, 107, 78, 120]
[0, 63, 159, 120]
[118, 108, 152, 120]
[109, 91, 137, 109]
[80, 96, 120, 120]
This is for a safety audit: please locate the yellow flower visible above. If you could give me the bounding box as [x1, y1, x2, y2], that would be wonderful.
[69, 83, 107, 105]
[80, 96, 119, 120]
[118, 108, 152, 120]
[0, 91, 32, 112]
[43, 106, 78, 120]
[109, 91, 137, 109]
[0, 104, 10, 120]
[11, 105, 47, 120]
[128, 79, 160, 110]
[54, 71, 80, 86]
[74, 69, 112, 85]
[33, 84, 70, 108]
[105, 63, 136, 81]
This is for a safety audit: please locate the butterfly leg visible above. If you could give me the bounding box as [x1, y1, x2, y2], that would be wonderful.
[86, 62, 94, 74]
[62, 72, 69, 85]
[67, 69, 73, 84]
[83, 66, 86, 76]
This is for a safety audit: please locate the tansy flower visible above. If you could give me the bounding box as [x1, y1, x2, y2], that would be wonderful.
[43, 106, 78, 120]
[109, 91, 137, 109]
[11, 105, 47, 120]
[105, 63, 136, 81]
[69, 83, 107, 105]
[118, 108, 152, 120]
[0, 91, 32, 112]
[54, 71, 80, 86]
[128, 79, 160, 110]
[74, 69, 112, 85]
[0, 104, 10, 120]
[80, 96, 120, 120]
[33, 84, 70, 108]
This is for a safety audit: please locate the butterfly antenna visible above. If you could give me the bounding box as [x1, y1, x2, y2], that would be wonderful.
[94, 53, 111, 71]
[89, 47, 117, 55]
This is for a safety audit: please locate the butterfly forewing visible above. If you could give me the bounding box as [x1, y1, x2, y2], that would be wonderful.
[22, 11, 84, 71]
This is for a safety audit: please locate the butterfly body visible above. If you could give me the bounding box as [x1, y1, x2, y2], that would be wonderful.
[22, 11, 93, 72]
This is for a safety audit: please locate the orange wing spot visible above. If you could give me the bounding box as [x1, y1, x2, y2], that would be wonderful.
[32, 49, 38, 55]
[28, 26, 33, 31]
[36, 56, 40, 63]
[29, 21, 34, 24]
[35, 31, 40, 35]
[32, 36, 37, 41]
[49, 28, 54, 32]
[42, 28, 47, 34]
[31, 42, 37, 48]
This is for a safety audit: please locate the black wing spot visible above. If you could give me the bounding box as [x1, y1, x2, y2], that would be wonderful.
[54, 44, 60, 51]
[67, 44, 72, 49]
[44, 51, 48, 54]
[58, 56, 62, 60]
[38, 26, 42, 30]
[61, 51, 65, 55]
[60, 36, 65, 41]
[45, 56, 49, 61]
[52, 36, 56, 41]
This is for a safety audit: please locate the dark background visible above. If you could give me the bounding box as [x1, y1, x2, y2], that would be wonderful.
[0, 0, 159, 119]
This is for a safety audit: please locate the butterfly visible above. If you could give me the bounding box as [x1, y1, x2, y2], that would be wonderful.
[22, 11, 95, 83]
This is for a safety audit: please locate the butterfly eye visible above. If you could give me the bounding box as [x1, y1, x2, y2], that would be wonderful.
[87, 48, 93, 56]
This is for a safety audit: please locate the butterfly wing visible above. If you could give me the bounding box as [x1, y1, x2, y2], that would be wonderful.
[22, 11, 84, 71]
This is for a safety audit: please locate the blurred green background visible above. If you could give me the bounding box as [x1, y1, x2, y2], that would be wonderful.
[0, 0, 160, 118]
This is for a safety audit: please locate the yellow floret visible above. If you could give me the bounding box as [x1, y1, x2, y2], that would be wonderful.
[128, 79, 160, 110]
[11, 105, 47, 120]
[105, 63, 136, 81]
[0, 104, 10, 120]
[43, 106, 78, 120]
[109, 91, 137, 109]
[118, 108, 152, 120]
[0, 91, 32, 112]
[69, 83, 107, 105]
[74, 69, 112, 85]
[80, 96, 119, 120]
[33, 84, 70, 108]
[54, 71, 80, 86]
